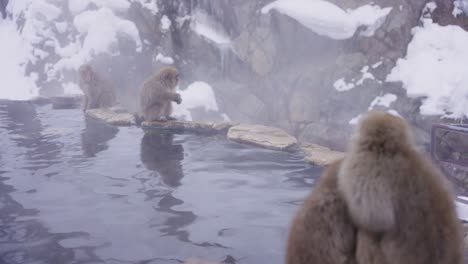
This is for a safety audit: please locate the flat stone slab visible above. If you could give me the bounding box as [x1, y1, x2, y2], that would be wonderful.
[142, 120, 236, 135]
[301, 143, 345, 166]
[227, 124, 297, 151]
[86, 108, 136, 126]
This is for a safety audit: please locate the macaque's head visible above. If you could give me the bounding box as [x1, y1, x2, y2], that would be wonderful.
[158, 67, 179, 89]
[79, 64, 95, 83]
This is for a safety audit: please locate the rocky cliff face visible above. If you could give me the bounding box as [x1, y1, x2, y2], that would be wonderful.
[21, 0, 468, 150]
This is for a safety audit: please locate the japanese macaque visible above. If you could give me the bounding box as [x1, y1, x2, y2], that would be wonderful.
[286, 159, 357, 264]
[338, 111, 463, 264]
[78, 64, 117, 110]
[139, 67, 181, 122]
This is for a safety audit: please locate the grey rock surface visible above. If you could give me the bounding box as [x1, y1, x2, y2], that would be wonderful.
[301, 143, 345, 166]
[227, 124, 297, 151]
[142, 120, 236, 135]
[86, 108, 136, 126]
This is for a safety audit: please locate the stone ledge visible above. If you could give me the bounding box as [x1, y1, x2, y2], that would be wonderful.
[142, 120, 237, 135]
[227, 124, 298, 151]
[301, 143, 345, 166]
[86, 108, 136, 126]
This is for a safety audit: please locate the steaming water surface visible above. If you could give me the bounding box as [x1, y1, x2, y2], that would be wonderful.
[0, 100, 322, 264]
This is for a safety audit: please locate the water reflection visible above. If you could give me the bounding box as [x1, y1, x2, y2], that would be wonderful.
[140, 132, 185, 187]
[0, 101, 323, 264]
[81, 117, 119, 157]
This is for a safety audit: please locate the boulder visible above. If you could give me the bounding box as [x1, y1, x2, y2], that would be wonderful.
[142, 120, 236, 135]
[227, 124, 297, 151]
[86, 108, 136, 126]
[301, 143, 345, 166]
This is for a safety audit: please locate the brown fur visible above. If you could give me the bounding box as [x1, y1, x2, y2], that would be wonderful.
[78, 64, 117, 110]
[338, 111, 463, 264]
[139, 66, 181, 122]
[286, 159, 357, 264]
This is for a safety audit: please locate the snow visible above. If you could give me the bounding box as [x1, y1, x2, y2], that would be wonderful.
[387, 19, 468, 119]
[173, 81, 221, 121]
[456, 200, 468, 221]
[129, 0, 159, 15]
[161, 15, 171, 31]
[261, 0, 392, 40]
[192, 12, 231, 45]
[0, 18, 39, 100]
[349, 114, 362, 125]
[334, 78, 355, 92]
[368, 94, 397, 110]
[74, 8, 142, 55]
[371, 61, 383, 69]
[334, 65, 378, 92]
[63, 82, 83, 95]
[155, 53, 174, 65]
[68, 0, 130, 15]
[356, 66, 375, 85]
[453, 0, 468, 17]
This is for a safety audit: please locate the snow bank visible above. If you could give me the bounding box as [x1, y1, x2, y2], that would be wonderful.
[53, 7, 142, 73]
[155, 53, 174, 64]
[261, 0, 392, 40]
[173, 81, 221, 121]
[0, 18, 39, 100]
[74, 8, 142, 55]
[387, 19, 468, 119]
[68, 0, 130, 15]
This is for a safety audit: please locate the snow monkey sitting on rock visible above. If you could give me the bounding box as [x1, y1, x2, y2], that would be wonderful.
[339, 111, 463, 264]
[139, 66, 182, 122]
[78, 64, 118, 111]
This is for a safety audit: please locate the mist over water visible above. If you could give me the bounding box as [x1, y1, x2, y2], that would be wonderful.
[0, 101, 322, 263]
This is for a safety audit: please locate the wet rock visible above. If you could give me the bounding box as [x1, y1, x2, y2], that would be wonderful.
[85, 108, 136, 126]
[142, 120, 236, 135]
[51, 96, 82, 110]
[301, 143, 345, 166]
[227, 124, 298, 151]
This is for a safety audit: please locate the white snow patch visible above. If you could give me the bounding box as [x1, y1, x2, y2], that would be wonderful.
[334, 78, 355, 92]
[453, 0, 468, 17]
[55, 22, 69, 34]
[261, 0, 392, 40]
[173, 81, 221, 121]
[63, 82, 83, 95]
[52, 7, 142, 73]
[130, 0, 159, 15]
[68, 0, 130, 15]
[349, 114, 362, 125]
[387, 109, 402, 117]
[356, 66, 375, 85]
[192, 11, 231, 45]
[387, 19, 468, 119]
[155, 53, 174, 64]
[368, 94, 397, 110]
[371, 61, 383, 68]
[0, 19, 39, 100]
[456, 200, 468, 221]
[161, 15, 171, 31]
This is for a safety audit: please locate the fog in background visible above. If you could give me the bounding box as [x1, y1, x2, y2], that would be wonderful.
[1, 0, 468, 149]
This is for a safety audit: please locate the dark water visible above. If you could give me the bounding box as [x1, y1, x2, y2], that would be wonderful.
[0, 100, 322, 264]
